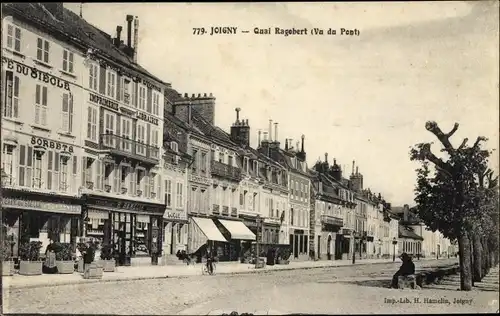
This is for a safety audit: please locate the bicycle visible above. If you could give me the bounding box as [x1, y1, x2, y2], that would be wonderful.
[201, 258, 217, 275]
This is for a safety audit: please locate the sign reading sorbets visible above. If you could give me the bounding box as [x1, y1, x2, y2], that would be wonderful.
[31, 136, 74, 153]
[2, 197, 81, 214]
[2, 57, 71, 91]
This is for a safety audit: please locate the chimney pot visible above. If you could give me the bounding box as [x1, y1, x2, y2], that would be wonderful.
[356, 166, 359, 175]
[258, 130, 262, 145]
[209, 93, 213, 97]
[191, 93, 195, 98]
[333, 158, 337, 165]
[325, 153, 328, 162]
[198, 93, 201, 97]
[184, 93, 188, 98]
[301, 134, 305, 152]
[126, 15, 134, 48]
[235, 108, 241, 122]
[204, 93, 207, 97]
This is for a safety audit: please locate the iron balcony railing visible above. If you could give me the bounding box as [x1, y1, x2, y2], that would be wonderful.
[222, 206, 229, 216]
[211, 161, 242, 181]
[321, 214, 344, 227]
[212, 204, 220, 214]
[100, 134, 160, 162]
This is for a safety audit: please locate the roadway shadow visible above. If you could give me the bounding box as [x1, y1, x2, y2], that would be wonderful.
[336, 278, 392, 289]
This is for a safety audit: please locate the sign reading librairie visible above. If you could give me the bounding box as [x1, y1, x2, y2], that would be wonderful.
[2, 198, 81, 214]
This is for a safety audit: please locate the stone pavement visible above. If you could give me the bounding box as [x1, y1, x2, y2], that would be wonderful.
[3, 257, 436, 290]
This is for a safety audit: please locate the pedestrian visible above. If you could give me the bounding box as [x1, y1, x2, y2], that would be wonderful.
[390, 252, 415, 289]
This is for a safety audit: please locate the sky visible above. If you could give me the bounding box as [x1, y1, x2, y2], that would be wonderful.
[66, 2, 499, 206]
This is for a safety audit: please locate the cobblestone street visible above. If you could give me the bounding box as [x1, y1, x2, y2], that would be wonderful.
[5, 259, 496, 315]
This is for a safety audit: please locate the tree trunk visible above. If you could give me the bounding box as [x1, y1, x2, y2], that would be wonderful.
[472, 233, 483, 282]
[458, 232, 473, 291]
[469, 239, 475, 287]
[482, 237, 490, 276]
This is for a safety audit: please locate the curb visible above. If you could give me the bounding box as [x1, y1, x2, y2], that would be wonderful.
[5, 260, 400, 290]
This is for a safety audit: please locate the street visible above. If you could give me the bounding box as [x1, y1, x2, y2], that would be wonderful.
[3, 258, 498, 315]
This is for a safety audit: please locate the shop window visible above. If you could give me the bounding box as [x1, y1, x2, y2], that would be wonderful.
[135, 217, 150, 256]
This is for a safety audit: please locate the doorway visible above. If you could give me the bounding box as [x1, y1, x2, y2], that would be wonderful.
[335, 234, 343, 260]
[327, 235, 332, 260]
[317, 235, 321, 259]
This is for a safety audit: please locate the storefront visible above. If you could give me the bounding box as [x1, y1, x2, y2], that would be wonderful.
[214, 218, 256, 261]
[163, 209, 189, 255]
[340, 228, 353, 260]
[82, 194, 164, 266]
[1, 188, 82, 257]
[188, 216, 227, 262]
[289, 229, 308, 260]
[319, 214, 343, 260]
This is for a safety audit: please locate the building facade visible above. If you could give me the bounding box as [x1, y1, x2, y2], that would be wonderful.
[1, 4, 86, 256]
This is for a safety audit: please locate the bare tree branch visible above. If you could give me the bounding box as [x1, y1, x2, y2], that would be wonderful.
[473, 136, 488, 149]
[425, 121, 457, 153]
[458, 138, 469, 150]
[419, 143, 452, 176]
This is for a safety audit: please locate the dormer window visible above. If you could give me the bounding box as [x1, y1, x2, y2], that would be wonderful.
[244, 157, 249, 173]
[292, 157, 297, 168]
[267, 167, 272, 181]
[253, 161, 258, 172]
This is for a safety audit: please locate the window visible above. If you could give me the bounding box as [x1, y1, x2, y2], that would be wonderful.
[35, 85, 48, 126]
[177, 224, 182, 243]
[61, 93, 73, 133]
[151, 128, 159, 148]
[121, 117, 132, 152]
[219, 152, 224, 163]
[62, 50, 74, 73]
[176, 182, 183, 208]
[4, 72, 20, 119]
[32, 150, 43, 188]
[6, 24, 22, 52]
[228, 156, 233, 166]
[87, 105, 98, 141]
[290, 208, 294, 226]
[123, 78, 131, 104]
[192, 149, 198, 171]
[89, 64, 98, 91]
[107, 71, 116, 98]
[103, 111, 116, 147]
[171, 142, 178, 152]
[138, 85, 146, 110]
[136, 123, 146, 155]
[36, 38, 50, 63]
[165, 179, 172, 208]
[152, 92, 160, 115]
[200, 152, 207, 172]
[239, 193, 244, 206]
[121, 166, 128, 187]
[59, 156, 69, 191]
[2, 145, 14, 185]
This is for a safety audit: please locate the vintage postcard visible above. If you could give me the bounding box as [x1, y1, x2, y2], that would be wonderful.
[1, 1, 499, 315]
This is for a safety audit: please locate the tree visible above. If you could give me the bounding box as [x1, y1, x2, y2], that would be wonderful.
[409, 121, 496, 291]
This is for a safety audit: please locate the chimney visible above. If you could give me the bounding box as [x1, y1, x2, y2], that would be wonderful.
[133, 17, 139, 63]
[263, 131, 268, 141]
[187, 103, 192, 125]
[356, 166, 359, 175]
[268, 120, 273, 142]
[403, 204, 409, 222]
[235, 108, 241, 123]
[274, 123, 278, 143]
[285, 139, 289, 151]
[258, 130, 262, 145]
[301, 134, 305, 152]
[115, 26, 123, 47]
[325, 153, 328, 162]
[333, 158, 337, 165]
[126, 15, 133, 47]
[352, 160, 355, 175]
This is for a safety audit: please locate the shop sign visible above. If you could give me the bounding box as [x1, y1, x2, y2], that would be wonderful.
[93, 199, 161, 213]
[89, 93, 119, 111]
[2, 57, 70, 90]
[31, 136, 74, 153]
[137, 111, 159, 125]
[2, 197, 81, 214]
[294, 229, 304, 235]
[163, 210, 187, 221]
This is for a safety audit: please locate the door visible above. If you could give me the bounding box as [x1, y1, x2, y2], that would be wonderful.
[335, 235, 343, 260]
[294, 235, 299, 258]
[317, 236, 321, 259]
[327, 235, 332, 260]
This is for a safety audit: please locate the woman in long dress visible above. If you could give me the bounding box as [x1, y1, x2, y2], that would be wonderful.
[42, 241, 58, 274]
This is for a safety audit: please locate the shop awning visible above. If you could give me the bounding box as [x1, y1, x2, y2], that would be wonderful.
[191, 217, 227, 242]
[218, 219, 256, 240]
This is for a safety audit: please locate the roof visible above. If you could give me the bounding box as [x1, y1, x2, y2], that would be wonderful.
[191, 110, 238, 148]
[3, 3, 168, 86]
[399, 225, 424, 241]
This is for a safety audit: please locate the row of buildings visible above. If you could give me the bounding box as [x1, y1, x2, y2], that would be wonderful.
[1, 3, 454, 267]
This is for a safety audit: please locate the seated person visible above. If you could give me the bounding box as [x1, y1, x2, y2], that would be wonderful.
[391, 252, 415, 288]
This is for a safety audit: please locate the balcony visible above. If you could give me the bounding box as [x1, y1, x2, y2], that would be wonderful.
[100, 134, 160, 166]
[212, 204, 220, 215]
[321, 214, 343, 227]
[211, 161, 242, 182]
[231, 207, 237, 217]
[222, 206, 229, 216]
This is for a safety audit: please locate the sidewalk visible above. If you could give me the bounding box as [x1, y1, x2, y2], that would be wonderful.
[3, 257, 446, 290]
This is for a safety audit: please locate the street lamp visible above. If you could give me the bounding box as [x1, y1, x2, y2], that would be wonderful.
[255, 215, 261, 269]
[352, 231, 356, 265]
[392, 237, 398, 262]
[378, 239, 382, 258]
